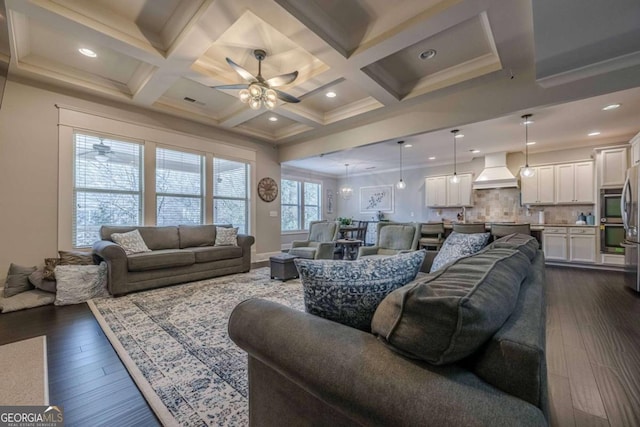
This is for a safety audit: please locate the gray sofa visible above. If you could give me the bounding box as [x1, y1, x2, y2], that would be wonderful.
[229, 234, 548, 426]
[93, 225, 254, 296]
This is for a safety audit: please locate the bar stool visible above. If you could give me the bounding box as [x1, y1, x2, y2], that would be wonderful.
[419, 223, 445, 251]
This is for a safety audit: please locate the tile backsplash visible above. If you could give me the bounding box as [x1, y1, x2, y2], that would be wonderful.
[426, 188, 595, 224]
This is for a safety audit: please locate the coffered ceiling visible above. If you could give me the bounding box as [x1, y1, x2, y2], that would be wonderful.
[1, 0, 520, 141]
[3, 0, 640, 164]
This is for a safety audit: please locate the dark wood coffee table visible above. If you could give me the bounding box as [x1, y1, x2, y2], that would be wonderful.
[270, 253, 300, 281]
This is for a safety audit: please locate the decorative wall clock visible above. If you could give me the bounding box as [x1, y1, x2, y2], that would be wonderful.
[258, 177, 278, 202]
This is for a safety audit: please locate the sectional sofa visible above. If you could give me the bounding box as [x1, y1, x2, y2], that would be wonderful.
[229, 234, 548, 426]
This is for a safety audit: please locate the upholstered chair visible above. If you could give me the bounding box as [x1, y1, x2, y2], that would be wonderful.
[418, 223, 445, 250]
[358, 222, 421, 258]
[289, 221, 340, 259]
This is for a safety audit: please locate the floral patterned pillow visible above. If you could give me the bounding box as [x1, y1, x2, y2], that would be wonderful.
[111, 229, 151, 255]
[215, 227, 239, 246]
[295, 250, 426, 331]
[430, 231, 490, 273]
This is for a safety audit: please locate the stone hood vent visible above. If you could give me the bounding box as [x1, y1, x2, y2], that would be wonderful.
[473, 152, 519, 189]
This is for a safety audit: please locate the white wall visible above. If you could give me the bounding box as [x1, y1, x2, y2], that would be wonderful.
[0, 79, 282, 278]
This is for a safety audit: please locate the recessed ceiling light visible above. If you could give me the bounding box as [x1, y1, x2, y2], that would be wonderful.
[78, 48, 97, 58]
[602, 104, 620, 111]
[522, 119, 534, 125]
[419, 49, 437, 60]
[588, 131, 601, 136]
[268, 116, 278, 122]
[428, 156, 436, 160]
[455, 133, 464, 139]
[526, 141, 536, 145]
[326, 91, 337, 98]
[470, 149, 480, 154]
[404, 144, 413, 148]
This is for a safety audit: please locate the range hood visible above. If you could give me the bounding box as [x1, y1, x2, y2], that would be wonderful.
[473, 152, 519, 190]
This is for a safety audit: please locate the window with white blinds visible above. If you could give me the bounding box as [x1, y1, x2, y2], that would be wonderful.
[213, 158, 250, 234]
[281, 178, 321, 231]
[156, 147, 204, 226]
[73, 133, 143, 247]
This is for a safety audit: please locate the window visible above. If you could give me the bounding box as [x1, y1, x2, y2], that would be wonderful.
[213, 158, 250, 234]
[156, 147, 204, 226]
[281, 178, 321, 231]
[73, 133, 142, 247]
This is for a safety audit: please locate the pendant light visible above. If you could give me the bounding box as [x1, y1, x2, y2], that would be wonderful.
[521, 114, 535, 178]
[396, 141, 406, 189]
[450, 129, 460, 184]
[340, 163, 353, 200]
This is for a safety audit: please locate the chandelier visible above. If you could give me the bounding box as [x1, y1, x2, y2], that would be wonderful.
[521, 114, 535, 178]
[239, 84, 278, 110]
[340, 163, 353, 200]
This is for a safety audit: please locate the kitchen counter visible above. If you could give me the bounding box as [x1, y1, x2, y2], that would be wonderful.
[442, 223, 598, 231]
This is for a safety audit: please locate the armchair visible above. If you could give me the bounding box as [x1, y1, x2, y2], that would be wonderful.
[358, 222, 421, 258]
[289, 221, 340, 259]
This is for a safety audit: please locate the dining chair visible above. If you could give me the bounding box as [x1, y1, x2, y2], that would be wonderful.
[452, 223, 486, 234]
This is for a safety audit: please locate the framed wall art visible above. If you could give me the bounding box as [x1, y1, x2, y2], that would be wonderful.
[359, 185, 394, 213]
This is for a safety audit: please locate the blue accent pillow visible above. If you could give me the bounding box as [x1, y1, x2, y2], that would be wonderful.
[430, 231, 490, 273]
[295, 250, 426, 331]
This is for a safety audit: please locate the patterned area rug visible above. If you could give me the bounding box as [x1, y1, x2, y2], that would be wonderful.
[88, 267, 304, 426]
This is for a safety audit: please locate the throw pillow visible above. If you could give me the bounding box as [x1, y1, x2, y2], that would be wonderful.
[42, 258, 60, 280]
[372, 248, 530, 365]
[54, 262, 108, 306]
[0, 290, 56, 313]
[215, 227, 239, 246]
[59, 250, 94, 265]
[430, 231, 490, 273]
[111, 229, 151, 255]
[28, 269, 57, 293]
[295, 250, 426, 331]
[3, 264, 37, 298]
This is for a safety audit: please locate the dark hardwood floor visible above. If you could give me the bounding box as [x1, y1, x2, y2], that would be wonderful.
[1, 265, 639, 426]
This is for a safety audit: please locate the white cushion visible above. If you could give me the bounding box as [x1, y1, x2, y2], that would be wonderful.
[111, 229, 151, 255]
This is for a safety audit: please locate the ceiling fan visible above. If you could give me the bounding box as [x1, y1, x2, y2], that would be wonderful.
[78, 138, 123, 163]
[212, 49, 301, 109]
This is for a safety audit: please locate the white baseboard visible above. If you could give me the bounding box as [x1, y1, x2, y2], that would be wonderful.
[253, 251, 284, 262]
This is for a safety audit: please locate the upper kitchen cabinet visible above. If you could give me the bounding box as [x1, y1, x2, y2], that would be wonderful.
[521, 165, 555, 205]
[598, 147, 628, 187]
[447, 174, 473, 207]
[425, 174, 473, 208]
[555, 161, 594, 204]
[425, 176, 447, 207]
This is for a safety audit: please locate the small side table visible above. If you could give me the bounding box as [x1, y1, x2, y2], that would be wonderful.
[270, 253, 300, 281]
[335, 239, 363, 260]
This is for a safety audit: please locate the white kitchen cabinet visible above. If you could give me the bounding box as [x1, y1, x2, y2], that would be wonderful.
[426, 174, 473, 207]
[425, 176, 447, 207]
[543, 227, 568, 261]
[599, 147, 628, 187]
[555, 161, 594, 203]
[569, 227, 596, 263]
[447, 173, 473, 207]
[521, 166, 555, 204]
[543, 226, 596, 263]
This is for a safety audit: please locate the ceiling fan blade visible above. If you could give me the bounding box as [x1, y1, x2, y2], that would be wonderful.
[211, 84, 250, 90]
[226, 57, 258, 83]
[274, 89, 301, 103]
[265, 71, 299, 88]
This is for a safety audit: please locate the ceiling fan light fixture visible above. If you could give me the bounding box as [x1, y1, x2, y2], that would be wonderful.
[249, 84, 262, 98]
[265, 98, 276, 110]
[239, 89, 250, 103]
[95, 153, 109, 162]
[249, 98, 261, 110]
[266, 89, 277, 102]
